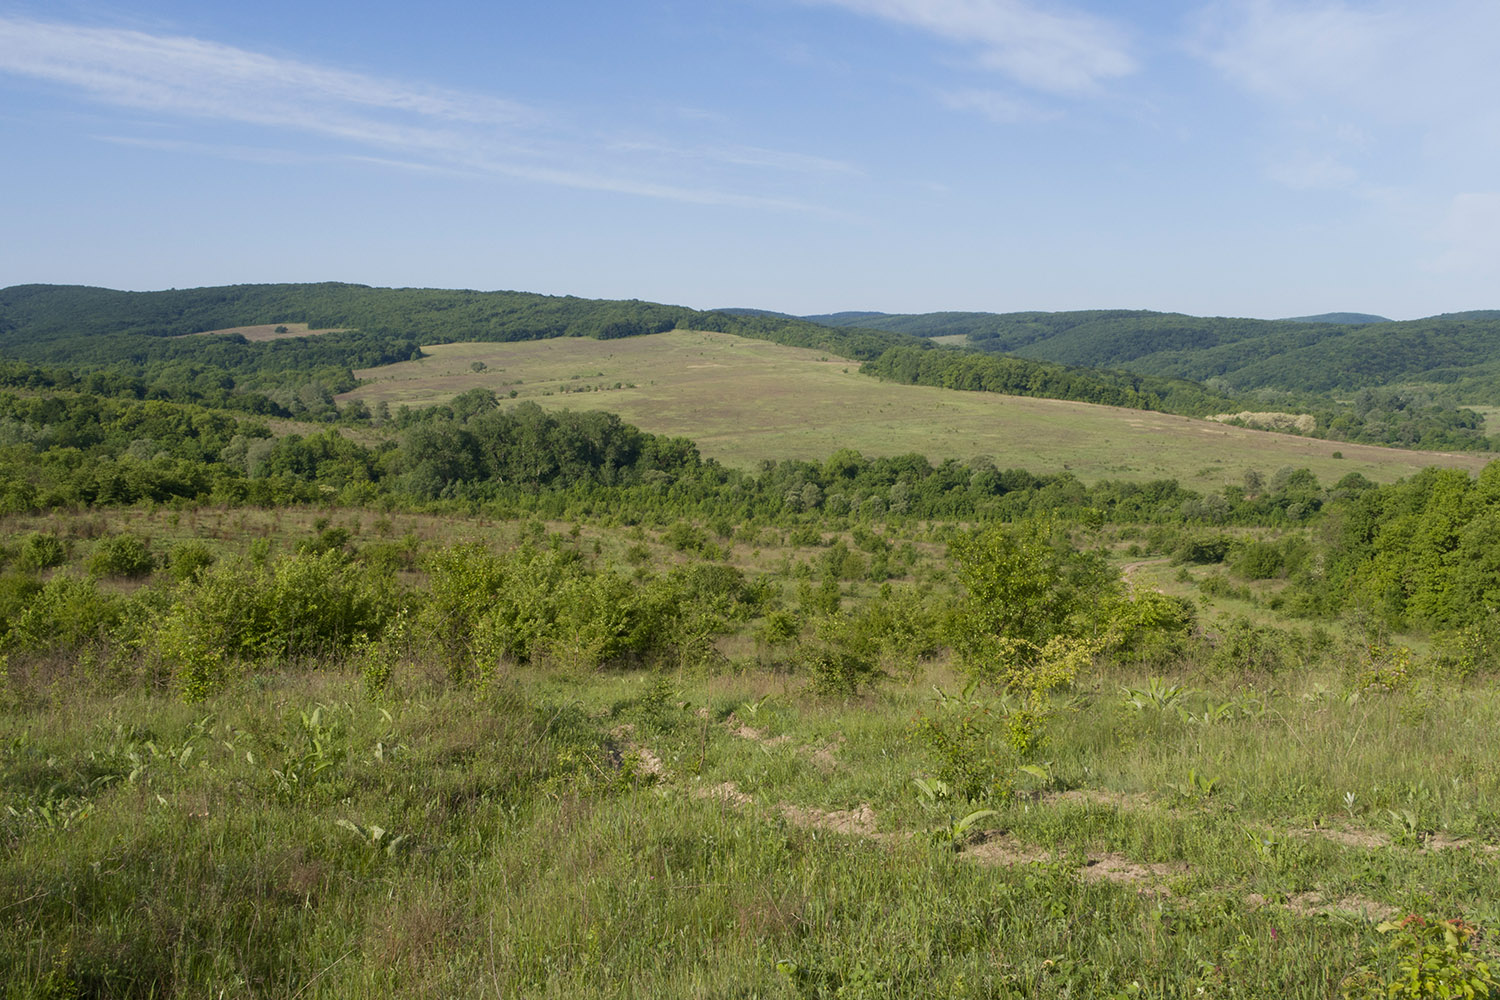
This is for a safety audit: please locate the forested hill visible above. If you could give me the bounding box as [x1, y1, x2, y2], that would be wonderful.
[0, 283, 916, 365]
[811, 308, 1500, 398]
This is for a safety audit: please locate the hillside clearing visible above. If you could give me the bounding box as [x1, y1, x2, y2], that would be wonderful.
[341, 330, 1490, 485]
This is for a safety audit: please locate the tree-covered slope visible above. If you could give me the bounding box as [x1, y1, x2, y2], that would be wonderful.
[812, 308, 1500, 398]
[0, 283, 918, 365]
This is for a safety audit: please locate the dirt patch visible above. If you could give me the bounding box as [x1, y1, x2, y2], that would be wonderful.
[1120, 557, 1170, 590]
[963, 834, 1185, 895]
[780, 802, 879, 838]
[1208, 411, 1317, 434]
[1290, 826, 1390, 849]
[965, 832, 1051, 867]
[730, 722, 791, 747]
[1041, 788, 1154, 810]
[610, 723, 667, 778]
[722, 712, 843, 769]
[1079, 853, 1186, 895]
[1291, 825, 1496, 853]
[808, 736, 844, 771]
[1282, 891, 1397, 921]
[695, 781, 754, 807]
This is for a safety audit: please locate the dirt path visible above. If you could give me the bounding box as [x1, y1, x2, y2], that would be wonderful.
[1120, 556, 1170, 589]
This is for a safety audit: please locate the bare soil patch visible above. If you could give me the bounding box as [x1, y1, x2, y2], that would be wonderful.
[1040, 788, 1155, 810]
[1079, 854, 1187, 894]
[780, 803, 880, 838]
[694, 781, 754, 807]
[1281, 892, 1397, 921]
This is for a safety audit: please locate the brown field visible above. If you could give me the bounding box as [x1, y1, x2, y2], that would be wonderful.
[187, 322, 346, 341]
[339, 330, 1493, 486]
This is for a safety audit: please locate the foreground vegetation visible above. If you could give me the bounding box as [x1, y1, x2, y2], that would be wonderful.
[5, 490, 1500, 997]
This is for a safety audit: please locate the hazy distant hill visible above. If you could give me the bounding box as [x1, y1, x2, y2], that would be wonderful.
[1281, 312, 1390, 325]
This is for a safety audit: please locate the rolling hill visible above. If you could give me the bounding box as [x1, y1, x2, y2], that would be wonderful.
[810, 308, 1500, 399]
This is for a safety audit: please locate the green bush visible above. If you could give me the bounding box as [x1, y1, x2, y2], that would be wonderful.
[16, 532, 65, 572]
[1174, 534, 1233, 565]
[1232, 540, 1285, 579]
[160, 550, 394, 697]
[168, 541, 216, 583]
[947, 518, 1116, 684]
[1208, 616, 1296, 676]
[87, 533, 155, 579]
[6, 574, 122, 653]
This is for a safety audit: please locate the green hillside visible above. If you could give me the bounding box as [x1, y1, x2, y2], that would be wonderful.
[0, 283, 913, 363]
[1281, 312, 1390, 324]
[813, 308, 1500, 400]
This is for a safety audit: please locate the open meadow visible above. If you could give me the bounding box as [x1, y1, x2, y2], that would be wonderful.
[4, 502, 1500, 998]
[339, 331, 1490, 486]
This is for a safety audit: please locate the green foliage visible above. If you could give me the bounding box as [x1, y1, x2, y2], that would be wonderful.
[167, 541, 215, 583]
[16, 532, 65, 571]
[160, 550, 392, 696]
[5, 574, 121, 654]
[947, 519, 1116, 686]
[1207, 617, 1297, 677]
[1174, 534, 1233, 565]
[1343, 916, 1496, 1000]
[1102, 590, 1197, 666]
[86, 532, 155, 579]
[912, 707, 1014, 803]
[862, 344, 1239, 418]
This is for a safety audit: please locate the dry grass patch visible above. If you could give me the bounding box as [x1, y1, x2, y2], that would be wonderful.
[340, 330, 1490, 483]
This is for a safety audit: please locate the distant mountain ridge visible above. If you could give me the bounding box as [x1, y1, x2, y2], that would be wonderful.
[1281, 312, 1390, 325]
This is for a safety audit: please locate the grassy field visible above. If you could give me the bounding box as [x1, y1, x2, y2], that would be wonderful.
[339, 331, 1490, 486]
[5, 504, 1498, 998]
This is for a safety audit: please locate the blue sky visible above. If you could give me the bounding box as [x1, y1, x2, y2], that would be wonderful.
[1, 0, 1496, 319]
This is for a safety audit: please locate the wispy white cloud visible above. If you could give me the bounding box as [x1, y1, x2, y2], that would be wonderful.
[1265, 153, 1359, 192]
[938, 88, 1055, 125]
[1193, 0, 1500, 182]
[610, 139, 861, 175]
[0, 16, 845, 211]
[803, 0, 1136, 95]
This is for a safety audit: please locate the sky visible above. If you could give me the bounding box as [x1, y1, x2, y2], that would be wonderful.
[0, 0, 1496, 320]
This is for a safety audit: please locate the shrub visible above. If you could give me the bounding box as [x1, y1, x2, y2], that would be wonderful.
[88, 533, 156, 578]
[947, 518, 1115, 685]
[6, 574, 122, 653]
[16, 532, 65, 572]
[1231, 540, 1285, 579]
[1208, 616, 1295, 676]
[911, 708, 1013, 802]
[168, 541, 216, 583]
[1174, 534, 1233, 565]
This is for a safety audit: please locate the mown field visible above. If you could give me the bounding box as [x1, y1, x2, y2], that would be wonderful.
[4, 504, 1499, 998]
[339, 331, 1489, 486]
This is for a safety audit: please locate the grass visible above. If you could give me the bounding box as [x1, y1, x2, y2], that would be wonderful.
[340, 330, 1491, 485]
[6, 655, 1498, 998]
[2, 506, 1496, 997]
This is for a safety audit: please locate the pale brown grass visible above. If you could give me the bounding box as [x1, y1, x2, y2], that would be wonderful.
[338, 330, 1491, 485]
